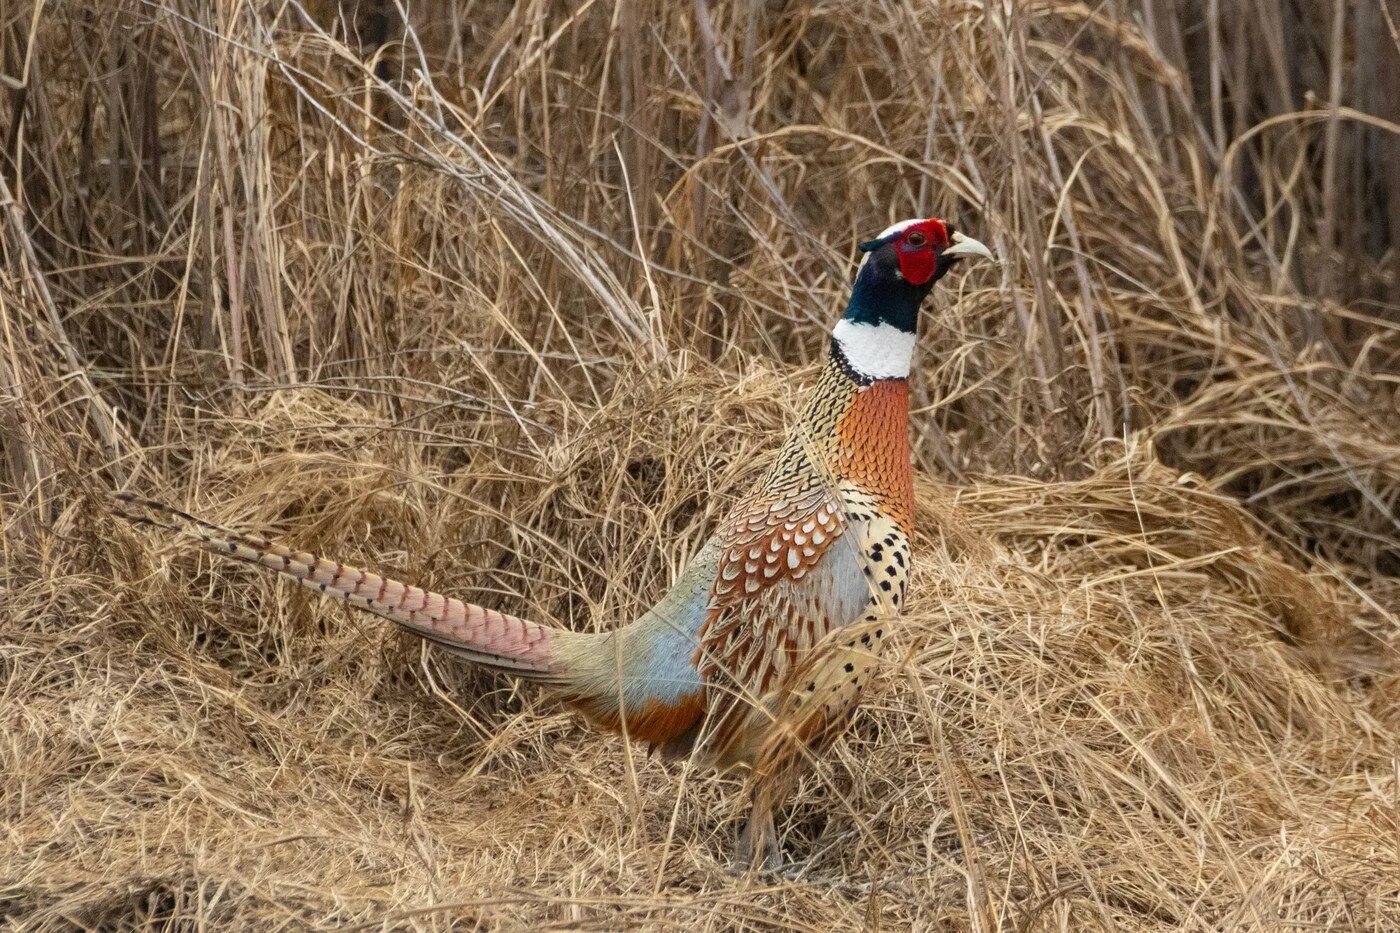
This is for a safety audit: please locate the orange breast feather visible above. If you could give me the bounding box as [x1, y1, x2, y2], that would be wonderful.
[835, 379, 913, 530]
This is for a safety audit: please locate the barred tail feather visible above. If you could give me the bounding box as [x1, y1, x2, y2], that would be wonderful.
[113, 493, 571, 682]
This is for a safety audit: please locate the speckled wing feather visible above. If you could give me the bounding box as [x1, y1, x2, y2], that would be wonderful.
[736, 612, 891, 865]
[694, 451, 873, 761]
[711, 482, 845, 598]
[758, 613, 889, 773]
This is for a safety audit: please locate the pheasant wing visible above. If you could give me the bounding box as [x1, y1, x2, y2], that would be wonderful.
[694, 480, 871, 762]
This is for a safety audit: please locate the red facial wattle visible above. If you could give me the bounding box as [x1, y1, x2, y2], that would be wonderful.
[893, 220, 948, 286]
[896, 243, 936, 285]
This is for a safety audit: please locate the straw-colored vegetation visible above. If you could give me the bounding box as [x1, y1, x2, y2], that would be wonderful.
[2, 0, 1397, 929]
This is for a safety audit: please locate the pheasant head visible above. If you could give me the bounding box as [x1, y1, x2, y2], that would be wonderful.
[833, 218, 993, 382]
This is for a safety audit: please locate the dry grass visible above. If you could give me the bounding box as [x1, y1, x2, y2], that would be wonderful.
[2, 0, 1398, 929]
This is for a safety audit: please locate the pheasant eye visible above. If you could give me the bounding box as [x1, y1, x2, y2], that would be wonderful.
[905, 231, 927, 247]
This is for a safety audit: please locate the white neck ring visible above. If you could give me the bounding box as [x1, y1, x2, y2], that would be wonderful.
[832, 319, 916, 380]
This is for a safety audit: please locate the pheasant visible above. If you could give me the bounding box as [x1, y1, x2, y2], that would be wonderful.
[115, 218, 993, 870]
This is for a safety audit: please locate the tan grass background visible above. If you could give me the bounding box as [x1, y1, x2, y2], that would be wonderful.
[2, 0, 1398, 929]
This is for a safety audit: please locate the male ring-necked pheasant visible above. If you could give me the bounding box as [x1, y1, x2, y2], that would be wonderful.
[116, 218, 993, 869]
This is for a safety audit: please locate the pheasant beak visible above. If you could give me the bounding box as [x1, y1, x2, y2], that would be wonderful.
[942, 231, 995, 262]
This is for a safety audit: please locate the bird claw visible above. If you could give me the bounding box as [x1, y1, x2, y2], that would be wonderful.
[728, 842, 783, 876]
[732, 810, 784, 875]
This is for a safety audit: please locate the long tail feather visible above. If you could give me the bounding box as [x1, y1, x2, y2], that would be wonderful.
[112, 493, 571, 682]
